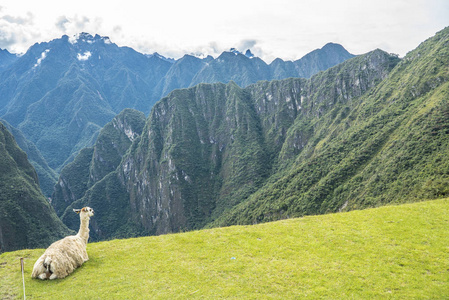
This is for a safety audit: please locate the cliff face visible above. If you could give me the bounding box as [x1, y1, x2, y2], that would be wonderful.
[52, 109, 145, 216]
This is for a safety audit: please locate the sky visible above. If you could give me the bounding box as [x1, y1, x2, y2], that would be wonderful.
[0, 0, 448, 63]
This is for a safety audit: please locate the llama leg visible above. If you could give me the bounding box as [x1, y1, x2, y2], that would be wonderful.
[49, 273, 58, 280]
[48, 261, 58, 280]
[38, 273, 47, 280]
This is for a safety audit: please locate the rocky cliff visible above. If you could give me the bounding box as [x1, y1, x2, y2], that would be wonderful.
[52, 109, 145, 216]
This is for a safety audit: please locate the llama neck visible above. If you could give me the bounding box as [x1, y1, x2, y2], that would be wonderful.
[77, 217, 90, 244]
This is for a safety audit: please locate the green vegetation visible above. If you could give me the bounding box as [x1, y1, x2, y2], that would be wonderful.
[1, 198, 448, 299]
[90, 46, 397, 239]
[57, 28, 449, 241]
[43, 28, 449, 244]
[51, 147, 94, 215]
[0, 122, 72, 252]
[0, 119, 58, 197]
[51, 108, 146, 218]
[212, 27, 449, 226]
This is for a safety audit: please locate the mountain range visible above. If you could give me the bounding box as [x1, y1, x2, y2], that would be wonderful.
[54, 27, 449, 241]
[55, 47, 401, 240]
[0, 33, 354, 197]
[1, 27, 448, 250]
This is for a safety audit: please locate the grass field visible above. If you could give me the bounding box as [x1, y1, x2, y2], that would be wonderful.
[1, 198, 448, 299]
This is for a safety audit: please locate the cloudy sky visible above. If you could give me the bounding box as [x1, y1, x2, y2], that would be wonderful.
[0, 0, 448, 62]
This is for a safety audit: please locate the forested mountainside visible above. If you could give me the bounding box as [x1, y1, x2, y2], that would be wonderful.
[56, 44, 404, 241]
[0, 122, 71, 252]
[51, 109, 145, 216]
[0, 119, 58, 197]
[213, 27, 449, 226]
[0, 33, 352, 177]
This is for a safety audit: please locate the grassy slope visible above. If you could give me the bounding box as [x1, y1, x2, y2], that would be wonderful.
[1, 198, 448, 299]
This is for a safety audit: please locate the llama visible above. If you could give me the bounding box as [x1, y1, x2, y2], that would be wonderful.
[32, 207, 94, 280]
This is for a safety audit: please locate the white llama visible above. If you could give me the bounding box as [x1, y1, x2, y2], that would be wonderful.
[32, 207, 94, 280]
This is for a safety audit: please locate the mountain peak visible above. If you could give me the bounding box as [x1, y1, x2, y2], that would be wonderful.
[245, 49, 254, 58]
[68, 32, 113, 45]
[321, 42, 348, 52]
[229, 48, 242, 55]
[223, 48, 255, 59]
[1, 48, 12, 55]
[147, 52, 175, 63]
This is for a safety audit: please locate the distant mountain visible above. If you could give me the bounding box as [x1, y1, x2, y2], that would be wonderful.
[166, 44, 355, 92]
[146, 52, 176, 63]
[0, 33, 354, 175]
[293, 42, 357, 78]
[0, 33, 171, 172]
[0, 48, 18, 73]
[0, 121, 71, 252]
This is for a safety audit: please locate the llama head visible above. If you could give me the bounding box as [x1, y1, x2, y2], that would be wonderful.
[73, 207, 95, 218]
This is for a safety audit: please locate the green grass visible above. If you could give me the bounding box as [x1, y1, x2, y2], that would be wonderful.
[1, 198, 448, 299]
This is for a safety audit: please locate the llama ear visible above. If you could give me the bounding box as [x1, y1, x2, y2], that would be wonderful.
[73, 209, 81, 214]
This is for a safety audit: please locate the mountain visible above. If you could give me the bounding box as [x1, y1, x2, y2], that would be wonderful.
[54, 45, 397, 240]
[212, 27, 449, 226]
[153, 54, 214, 99]
[293, 42, 357, 78]
[0, 33, 353, 175]
[269, 43, 357, 80]
[51, 108, 145, 216]
[189, 51, 271, 87]
[0, 48, 18, 73]
[0, 121, 71, 253]
[54, 27, 449, 241]
[0, 33, 171, 172]
[0, 119, 57, 197]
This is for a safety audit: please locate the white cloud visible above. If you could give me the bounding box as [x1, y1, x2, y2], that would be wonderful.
[54, 14, 103, 37]
[77, 51, 91, 61]
[55, 15, 69, 31]
[34, 49, 50, 68]
[0, 0, 448, 61]
[68, 33, 79, 45]
[0, 9, 40, 52]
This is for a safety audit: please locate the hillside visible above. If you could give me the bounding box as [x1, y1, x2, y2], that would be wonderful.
[0, 122, 71, 253]
[51, 108, 146, 216]
[1, 199, 448, 299]
[0, 119, 58, 197]
[213, 26, 449, 226]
